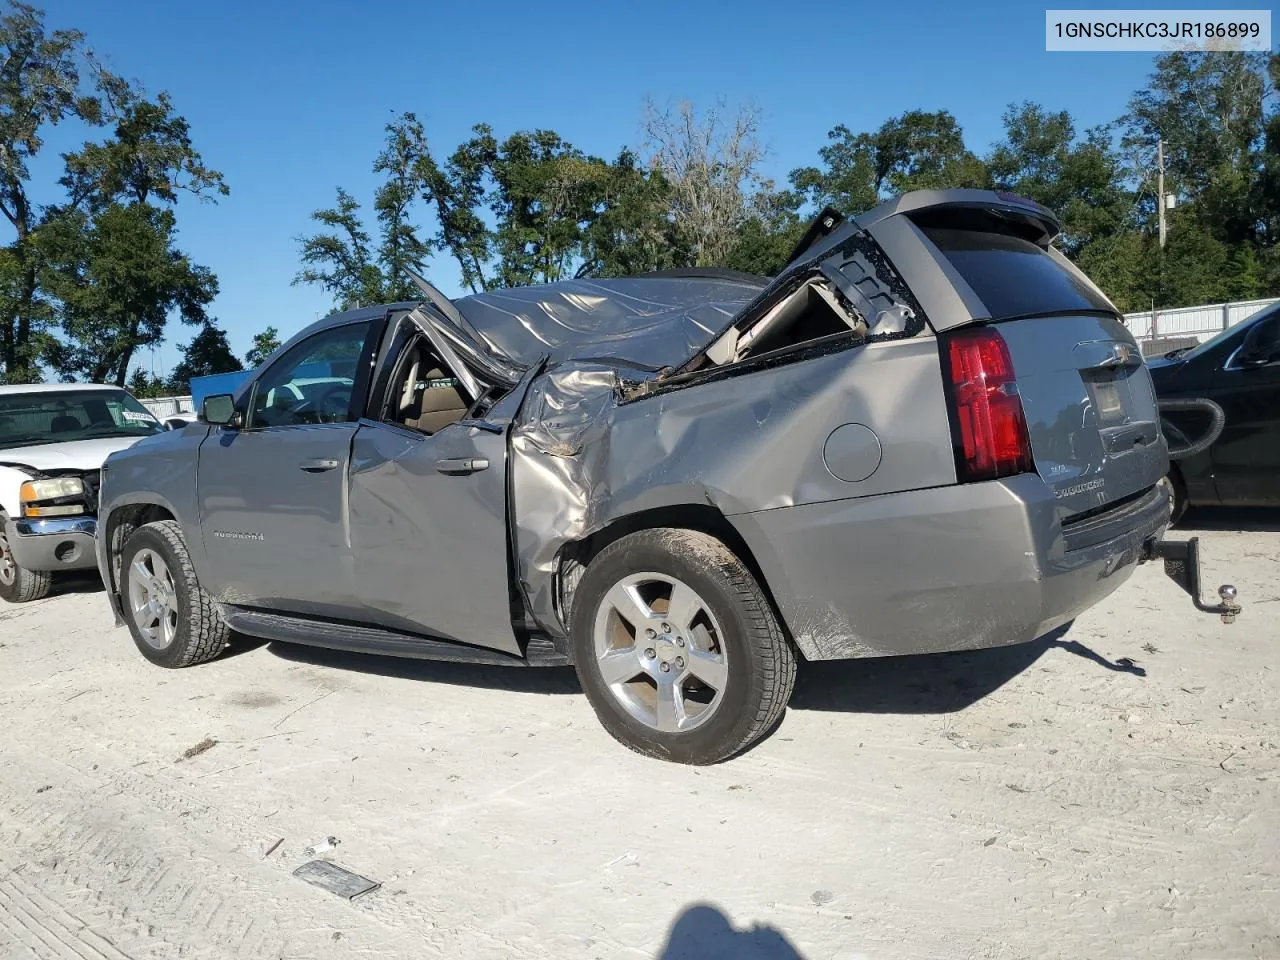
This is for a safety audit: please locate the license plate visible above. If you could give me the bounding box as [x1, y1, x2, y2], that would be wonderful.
[1090, 377, 1124, 421]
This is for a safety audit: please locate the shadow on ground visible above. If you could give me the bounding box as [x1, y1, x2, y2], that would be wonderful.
[47, 571, 103, 598]
[789, 623, 1146, 715]
[659, 903, 802, 960]
[257, 637, 581, 695]
[250, 620, 1145, 714]
[1178, 505, 1280, 533]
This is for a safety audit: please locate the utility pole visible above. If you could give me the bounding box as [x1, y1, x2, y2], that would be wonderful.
[1157, 138, 1167, 250]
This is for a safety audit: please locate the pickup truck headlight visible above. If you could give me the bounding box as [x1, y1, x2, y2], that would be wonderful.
[19, 477, 86, 518]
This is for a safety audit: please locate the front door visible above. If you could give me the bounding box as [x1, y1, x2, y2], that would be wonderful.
[198, 320, 376, 617]
[347, 330, 522, 655]
[1210, 310, 1280, 505]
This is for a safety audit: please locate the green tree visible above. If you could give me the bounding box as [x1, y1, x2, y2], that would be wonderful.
[1123, 51, 1271, 247]
[987, 102, 1132, 266]
[724, 188, 806, 276]
[791, 110, 986, 216]
[296, 116, 433, 308]
[579, 150, 683, 278]
[294, 187, 384, 309]
[167, 321, 241, 393]
[41, 203, 217, 384]
[244, 325, 281, 367]
[126, 365, 166, 399]
[0, 2, 96, 381]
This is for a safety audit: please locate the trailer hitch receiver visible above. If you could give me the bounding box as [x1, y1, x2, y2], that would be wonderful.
[1142, 536, 1241, 624]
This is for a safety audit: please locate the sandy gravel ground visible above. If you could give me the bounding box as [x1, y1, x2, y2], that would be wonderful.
[0, 510, 1277, 960]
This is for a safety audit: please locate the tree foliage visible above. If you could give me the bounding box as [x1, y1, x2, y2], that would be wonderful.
[302, 60, 1277, 320]
[244, 325, 281, 368]
[0, 1, 223, 385]
[167, 320, 241, 393]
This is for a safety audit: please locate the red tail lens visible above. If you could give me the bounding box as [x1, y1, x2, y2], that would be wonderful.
[943, 327, 1034, 482]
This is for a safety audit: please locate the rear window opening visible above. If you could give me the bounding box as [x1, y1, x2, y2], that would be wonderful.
[704, 277, 866, 366]
[917, 225, 1113, 320]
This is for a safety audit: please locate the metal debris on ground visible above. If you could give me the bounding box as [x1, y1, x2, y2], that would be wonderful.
[305, 836, 340, 856]
[293, 860, 380, 900]
[177, 737, 217, 761]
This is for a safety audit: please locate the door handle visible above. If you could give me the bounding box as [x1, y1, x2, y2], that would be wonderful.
[298, 458, 340, 472]
[436, 457, 489, 475]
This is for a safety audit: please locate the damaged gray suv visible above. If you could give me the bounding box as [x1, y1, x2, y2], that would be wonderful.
[96, 190, 1237, 764]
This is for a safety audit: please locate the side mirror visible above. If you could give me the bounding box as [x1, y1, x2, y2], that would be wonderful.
[202, 394, 238, 427]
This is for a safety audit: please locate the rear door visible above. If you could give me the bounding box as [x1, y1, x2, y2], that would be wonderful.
[347, 310, 528, 655]
[864, 203, 1167, 518]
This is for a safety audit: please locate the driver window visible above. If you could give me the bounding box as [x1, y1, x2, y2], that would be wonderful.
[383, 335, 472, 436]
[249, 322, 369, 429]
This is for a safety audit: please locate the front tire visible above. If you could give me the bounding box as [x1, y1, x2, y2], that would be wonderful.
[120, 520, 229, 668]
[0, 518, 51, 604]
[571, 528, 796, 764]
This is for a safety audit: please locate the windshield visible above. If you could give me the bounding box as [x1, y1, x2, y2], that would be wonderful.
[0, 389, 164, 451]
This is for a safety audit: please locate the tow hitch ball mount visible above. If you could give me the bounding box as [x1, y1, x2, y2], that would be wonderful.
[1141, 537, 1241, 624]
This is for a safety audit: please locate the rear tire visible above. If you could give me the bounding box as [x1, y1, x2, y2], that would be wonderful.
[570, 528, 796, 764]
[120, 520, 229, 668]
[0, 517, 52, 604]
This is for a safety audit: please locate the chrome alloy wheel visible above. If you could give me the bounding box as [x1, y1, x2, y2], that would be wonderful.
[127, 548, 179, 650]
[592, 572, 729, 733]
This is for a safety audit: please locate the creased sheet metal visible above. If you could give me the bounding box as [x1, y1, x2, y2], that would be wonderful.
[492, 230, 945, 656]
[509, 338, 956, 643]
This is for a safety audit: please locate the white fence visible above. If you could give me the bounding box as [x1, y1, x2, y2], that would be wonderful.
[138, 395, 195, 418]
[1124, 297, 1278, 347]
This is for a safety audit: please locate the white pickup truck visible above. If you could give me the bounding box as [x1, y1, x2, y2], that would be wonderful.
[0, 383, 167, 602]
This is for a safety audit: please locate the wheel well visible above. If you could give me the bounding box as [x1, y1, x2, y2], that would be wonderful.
[557, 504, 791, 648]
[104, 503, 176, 593]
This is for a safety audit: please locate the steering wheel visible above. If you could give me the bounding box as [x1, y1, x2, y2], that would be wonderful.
[319, 387, 352, 422]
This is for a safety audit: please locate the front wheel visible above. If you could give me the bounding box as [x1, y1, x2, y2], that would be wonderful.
[0, 518, 51, 603]
[120, 520, 229, 668]
[571, 528, 796, 764]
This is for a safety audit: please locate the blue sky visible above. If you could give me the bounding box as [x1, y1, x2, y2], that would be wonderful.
[33, 0, 1238, 377]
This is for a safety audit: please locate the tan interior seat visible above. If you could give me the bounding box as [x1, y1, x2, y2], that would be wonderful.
[396, 346, 469, 434]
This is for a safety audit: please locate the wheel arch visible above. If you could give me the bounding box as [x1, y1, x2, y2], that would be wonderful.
[555, 503, 797, 659]
[101, 500, 179, 604]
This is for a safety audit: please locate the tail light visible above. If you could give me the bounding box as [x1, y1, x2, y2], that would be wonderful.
[941, 327, 1034, 482]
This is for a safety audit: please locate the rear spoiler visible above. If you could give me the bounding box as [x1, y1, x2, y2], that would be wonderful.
[854, 189, 1062, 247]
[782, 190, 1063, 272]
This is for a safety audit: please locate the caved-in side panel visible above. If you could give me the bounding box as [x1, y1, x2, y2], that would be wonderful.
[603, 336, 956, 516]
[510, 338, 957, 636]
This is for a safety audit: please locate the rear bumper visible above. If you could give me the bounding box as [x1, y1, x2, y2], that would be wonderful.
[3, 516, 99, 573]
[730, 474, 1169, 660]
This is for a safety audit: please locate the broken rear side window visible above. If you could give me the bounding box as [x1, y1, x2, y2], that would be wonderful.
[919, 227, 1113, 320]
